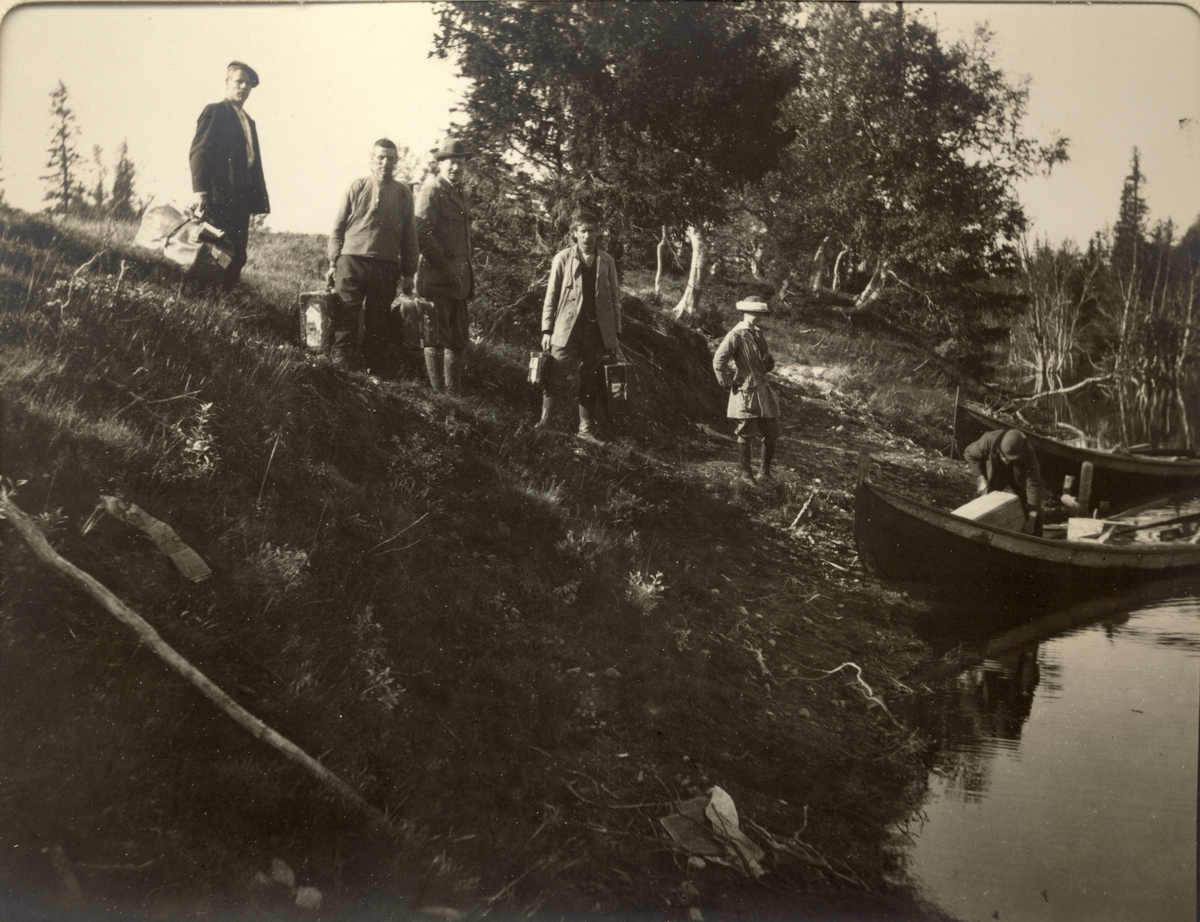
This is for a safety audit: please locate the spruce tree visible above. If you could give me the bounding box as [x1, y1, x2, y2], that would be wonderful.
[91, 144, 107, 213]
[1112, 148, 1149, 278]
[109, 140, 138, 219]
[41, 81, 84, 215]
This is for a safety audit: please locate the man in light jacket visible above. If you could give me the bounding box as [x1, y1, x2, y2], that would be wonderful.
[189, 61, 269, 289]
[537, 207, 622, 444]
[713, 297, 780, 483]
[415, 137, 474, 393]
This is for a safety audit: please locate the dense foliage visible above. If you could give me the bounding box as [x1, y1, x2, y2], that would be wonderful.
[433, 1, 798, 241]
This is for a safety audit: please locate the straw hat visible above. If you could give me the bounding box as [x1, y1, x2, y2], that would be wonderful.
[736, 297, 770, 314]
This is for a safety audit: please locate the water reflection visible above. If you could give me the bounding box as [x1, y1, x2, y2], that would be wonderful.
[902, 578, 1199, 922]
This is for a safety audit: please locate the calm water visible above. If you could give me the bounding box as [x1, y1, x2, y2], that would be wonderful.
[903, 581, 1200, 922]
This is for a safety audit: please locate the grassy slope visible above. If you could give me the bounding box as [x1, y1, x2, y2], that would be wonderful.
[0, 209, 965, 921]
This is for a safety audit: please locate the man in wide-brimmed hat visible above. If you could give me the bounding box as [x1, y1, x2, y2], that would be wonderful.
[964, 428, 1044, 535]
[414, 136, 475, 393]
[189, 61, 269, 289]
[713, 296, 781, 484]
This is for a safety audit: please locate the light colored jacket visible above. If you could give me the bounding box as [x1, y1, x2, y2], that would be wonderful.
[713, 321, 779, 419]
[327, 176, 419, 274]
[415, 173, 473, 300]
[541, 246, 622, 351]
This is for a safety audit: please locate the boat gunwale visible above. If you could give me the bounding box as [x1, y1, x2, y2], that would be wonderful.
[956, 402, 1200, 477]
[860, 476, 1200, 572]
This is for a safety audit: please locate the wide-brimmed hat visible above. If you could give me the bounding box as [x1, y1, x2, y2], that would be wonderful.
[227, 61, 260, 87]
[435, 137, 475, 161]
[736, 297, 770, 314]
[999, 429, 1027, 461]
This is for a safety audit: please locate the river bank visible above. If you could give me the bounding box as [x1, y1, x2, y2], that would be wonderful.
[1, 209, 976, 920]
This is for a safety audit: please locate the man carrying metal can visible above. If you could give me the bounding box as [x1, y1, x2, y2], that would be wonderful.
[325, 139, 419, 373]
[536, 207, 623, 445]
[415, 137, 475, 393]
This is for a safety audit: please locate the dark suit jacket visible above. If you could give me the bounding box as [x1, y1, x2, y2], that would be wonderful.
[964, 429, 1044, 513]
[189, 100, 269, 214]
[414, 173, 472, 300]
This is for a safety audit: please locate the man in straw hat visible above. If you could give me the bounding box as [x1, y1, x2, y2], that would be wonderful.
[713, 296, 780, 484]
[189, 61, 269, 289]
[963, 428, 1044, 535]
[414, 136, 475, 393]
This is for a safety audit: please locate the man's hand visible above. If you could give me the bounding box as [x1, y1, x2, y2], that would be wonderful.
[976, 475, 989, 496]
[541, 333, 551, 352]
[325, 261, 337, 288]
[190, 192, 208, 220]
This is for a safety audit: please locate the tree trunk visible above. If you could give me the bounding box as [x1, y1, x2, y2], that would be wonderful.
[810, 235, 830, 292]
[654, 225, 668, 296]
[853, 255, 889, 309]
[831, 245, 849, 292]
[672, 225, 706, 320]
[777, 267, 796, 305]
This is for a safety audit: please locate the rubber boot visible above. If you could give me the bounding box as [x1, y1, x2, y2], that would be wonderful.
[760, 440, 776, 480]
[444, 349, 462, 394]
[577, 402, 607, 445]
[534, 394, 557, 430]
[738, 440, 756, 484]
[424, 348, 445, 391]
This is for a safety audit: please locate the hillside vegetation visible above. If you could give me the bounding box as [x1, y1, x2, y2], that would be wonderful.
[1, 210, 970, 921]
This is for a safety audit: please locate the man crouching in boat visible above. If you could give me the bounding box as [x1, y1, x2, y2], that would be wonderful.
[964, 429, 1044, 536]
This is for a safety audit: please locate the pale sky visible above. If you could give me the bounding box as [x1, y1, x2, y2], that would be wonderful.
[1, 2, 1198, 249]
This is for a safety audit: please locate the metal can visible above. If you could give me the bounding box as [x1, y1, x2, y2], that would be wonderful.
[605, 361, 632, 416]
[528, 351, 547, 385]
[298, 290, 337, 354]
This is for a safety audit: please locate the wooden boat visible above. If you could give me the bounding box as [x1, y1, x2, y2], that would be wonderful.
[854, 453, 1200, 592]
[952, 392, 1200, 503]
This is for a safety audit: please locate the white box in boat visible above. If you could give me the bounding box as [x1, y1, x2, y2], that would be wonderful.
[1066, 518, 1107, 541]
[952, 492, 1025, 532]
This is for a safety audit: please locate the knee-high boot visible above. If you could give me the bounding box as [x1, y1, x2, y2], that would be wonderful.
[576, 402, 606, 445]
[535, 394, 557, 429]
[444, 350, 463, 394]
[424, 348, 444, 391]
[760, 440, 776, 479]
[738, 440, 756, 483]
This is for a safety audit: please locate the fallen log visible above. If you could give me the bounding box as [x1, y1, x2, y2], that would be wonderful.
[0, 493, 391, 832]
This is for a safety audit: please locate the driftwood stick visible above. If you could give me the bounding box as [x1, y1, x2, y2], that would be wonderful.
[1, 494, 391, 832]
[789, 489, 818, 530]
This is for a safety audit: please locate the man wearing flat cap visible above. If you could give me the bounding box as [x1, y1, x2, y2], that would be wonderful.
[414, 137, 475, 393]
[189, 61, 269, 289]
[713, 297, 781, 484]
[964, 428, 1044, 535]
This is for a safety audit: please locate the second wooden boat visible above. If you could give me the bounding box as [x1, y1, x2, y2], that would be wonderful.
[952, 393, 1200, 504]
